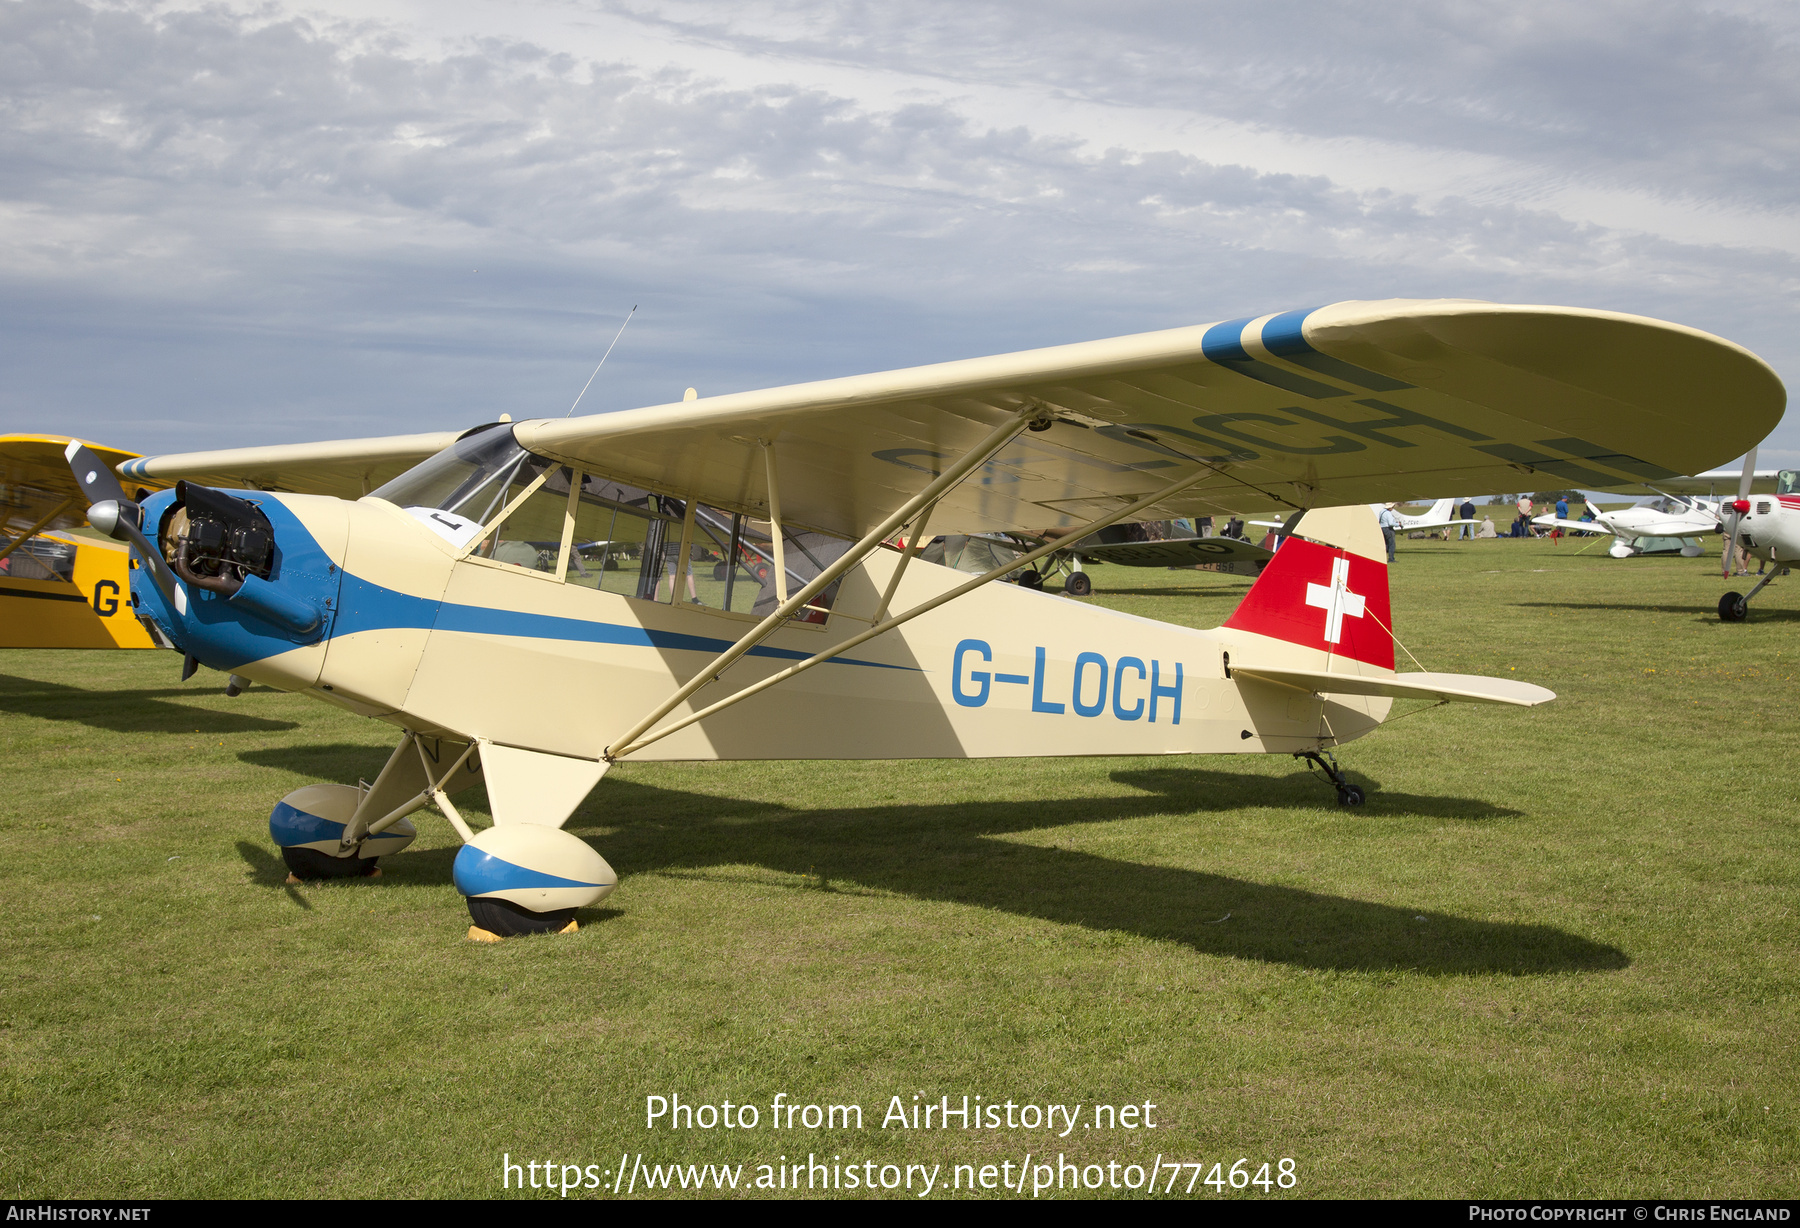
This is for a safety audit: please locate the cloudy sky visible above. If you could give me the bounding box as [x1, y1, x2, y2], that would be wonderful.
[4, 0, 1797, 465]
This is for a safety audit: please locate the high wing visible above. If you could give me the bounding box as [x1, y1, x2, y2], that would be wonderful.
[124, 300, 1784, 541]
[119, 429, 463, 501]
[1597, 468, 1784, 497]
[0, 434, 163, 540]
[1073, 536, 1273, 567]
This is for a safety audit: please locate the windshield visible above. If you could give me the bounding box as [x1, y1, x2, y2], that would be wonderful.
[1780, 470, 1799, 496]
[370, 423, 534, 521]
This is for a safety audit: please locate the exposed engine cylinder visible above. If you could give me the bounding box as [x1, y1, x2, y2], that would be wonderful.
[163, 481, 275, 596]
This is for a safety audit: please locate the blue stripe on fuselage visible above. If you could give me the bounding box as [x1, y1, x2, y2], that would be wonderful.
[145, 504, 918, 673]
[334, 569, 912, 669]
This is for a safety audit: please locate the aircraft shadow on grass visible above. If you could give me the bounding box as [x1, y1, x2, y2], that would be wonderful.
[238, 744, 1622, 976]
[1517, 600, 1800, 623]
[234, 841, 312, 909]
[0, 673, 299, 734]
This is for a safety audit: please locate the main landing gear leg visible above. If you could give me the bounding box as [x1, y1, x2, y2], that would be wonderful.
[1296, 750, 1366, 807]
[1720, 566, 1787, 622]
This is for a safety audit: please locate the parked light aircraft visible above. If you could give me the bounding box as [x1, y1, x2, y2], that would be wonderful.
[1532, 495, 1727, 557]
[0, 434, 166, 649]
[930, 524, 1274, 597]
[1374, 497, 1479, 535]
[69, 299, 1783, 938]
[1717, 469, 1800, 621]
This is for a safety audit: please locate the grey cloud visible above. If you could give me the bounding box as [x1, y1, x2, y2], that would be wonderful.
[0, 0, 1793, 455]
[626, 0, 1800, 208]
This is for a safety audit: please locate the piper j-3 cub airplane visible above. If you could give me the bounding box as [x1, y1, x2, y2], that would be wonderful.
[0, 434, 166, 649]
[70, 299, 1782, 938]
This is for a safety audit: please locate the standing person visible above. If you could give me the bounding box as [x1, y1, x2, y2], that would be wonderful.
[1379, 504, 1402, 563]
[1515, 495, 1534, 537]
[1457, 498, 1477, 541]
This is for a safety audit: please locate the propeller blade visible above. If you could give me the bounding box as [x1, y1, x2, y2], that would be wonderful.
[63, 441, 186, 611]
[63, 440, 134, 508]
[1723, 447, 1757, 576]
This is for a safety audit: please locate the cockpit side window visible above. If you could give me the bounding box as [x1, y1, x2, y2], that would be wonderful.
[368, 423, 533, 547]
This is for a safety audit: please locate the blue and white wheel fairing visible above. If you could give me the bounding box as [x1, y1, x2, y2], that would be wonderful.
[268, 782, 416, 879]
[453, 823, 616, 914]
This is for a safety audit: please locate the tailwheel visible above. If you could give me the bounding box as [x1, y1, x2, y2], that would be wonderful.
[1296, 749, 1368, 808]
[467, 896, 579, 940]
[1719, 591, 1748, 621]
[281, 846, 381, 881]
[1064, 572, 1093, 597]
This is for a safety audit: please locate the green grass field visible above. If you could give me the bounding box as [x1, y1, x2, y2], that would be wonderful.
[2, 535, 1795, 1199]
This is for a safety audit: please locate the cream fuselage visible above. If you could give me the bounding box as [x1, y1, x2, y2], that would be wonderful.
[158, 492, 1389, 768]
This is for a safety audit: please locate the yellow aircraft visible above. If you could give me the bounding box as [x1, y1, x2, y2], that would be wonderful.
[66, 299, 1784, 939]
[0, 434, 164, 649]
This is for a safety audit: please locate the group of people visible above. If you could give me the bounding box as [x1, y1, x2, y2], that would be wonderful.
[1377, 496, 1593, 563]
[1510, 495, 1574, 540]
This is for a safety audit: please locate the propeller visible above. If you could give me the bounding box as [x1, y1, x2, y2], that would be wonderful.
[1721, 447, 1757, 578]
[62, 440, 186, 613]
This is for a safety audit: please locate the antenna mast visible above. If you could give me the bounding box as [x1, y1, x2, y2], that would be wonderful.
[565, 305, 637, 418]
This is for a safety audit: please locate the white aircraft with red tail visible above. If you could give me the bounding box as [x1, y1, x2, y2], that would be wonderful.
[65, 298, 1783, 938]
[1719, 468, 1800, 621]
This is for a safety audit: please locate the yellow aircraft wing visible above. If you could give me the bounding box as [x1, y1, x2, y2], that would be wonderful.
[0, 433, 162, 540]
[121, 299, 1785, 539]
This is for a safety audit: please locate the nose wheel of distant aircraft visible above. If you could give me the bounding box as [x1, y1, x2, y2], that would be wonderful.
[1296, 750, 1366, 806]
[1719, 567, 1786, 622]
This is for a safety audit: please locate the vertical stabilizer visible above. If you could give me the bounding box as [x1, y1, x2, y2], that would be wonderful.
[1222, 505, 1394, 671]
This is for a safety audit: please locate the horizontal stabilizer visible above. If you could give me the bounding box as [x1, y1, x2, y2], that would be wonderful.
[1232, 666, 1555, 706]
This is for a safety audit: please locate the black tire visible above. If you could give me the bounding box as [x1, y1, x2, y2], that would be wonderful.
[1016, 569, 1044, 591]
[1719, 592, 1748, 622]
[713, 562, 728, 581]
[467, 895, 578, 937]
[1065, 572, 1093, 597]
[1338, 785, 1366, 807]
[281, 845, 380, 880]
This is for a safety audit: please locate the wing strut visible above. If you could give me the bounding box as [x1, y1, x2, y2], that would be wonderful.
[603, 407, 1051, 760]
[606, 458, 1228, 761]
[764, 442, 790, 607]
[872, 499, 937, 625]
[0, 496, 77, 567]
